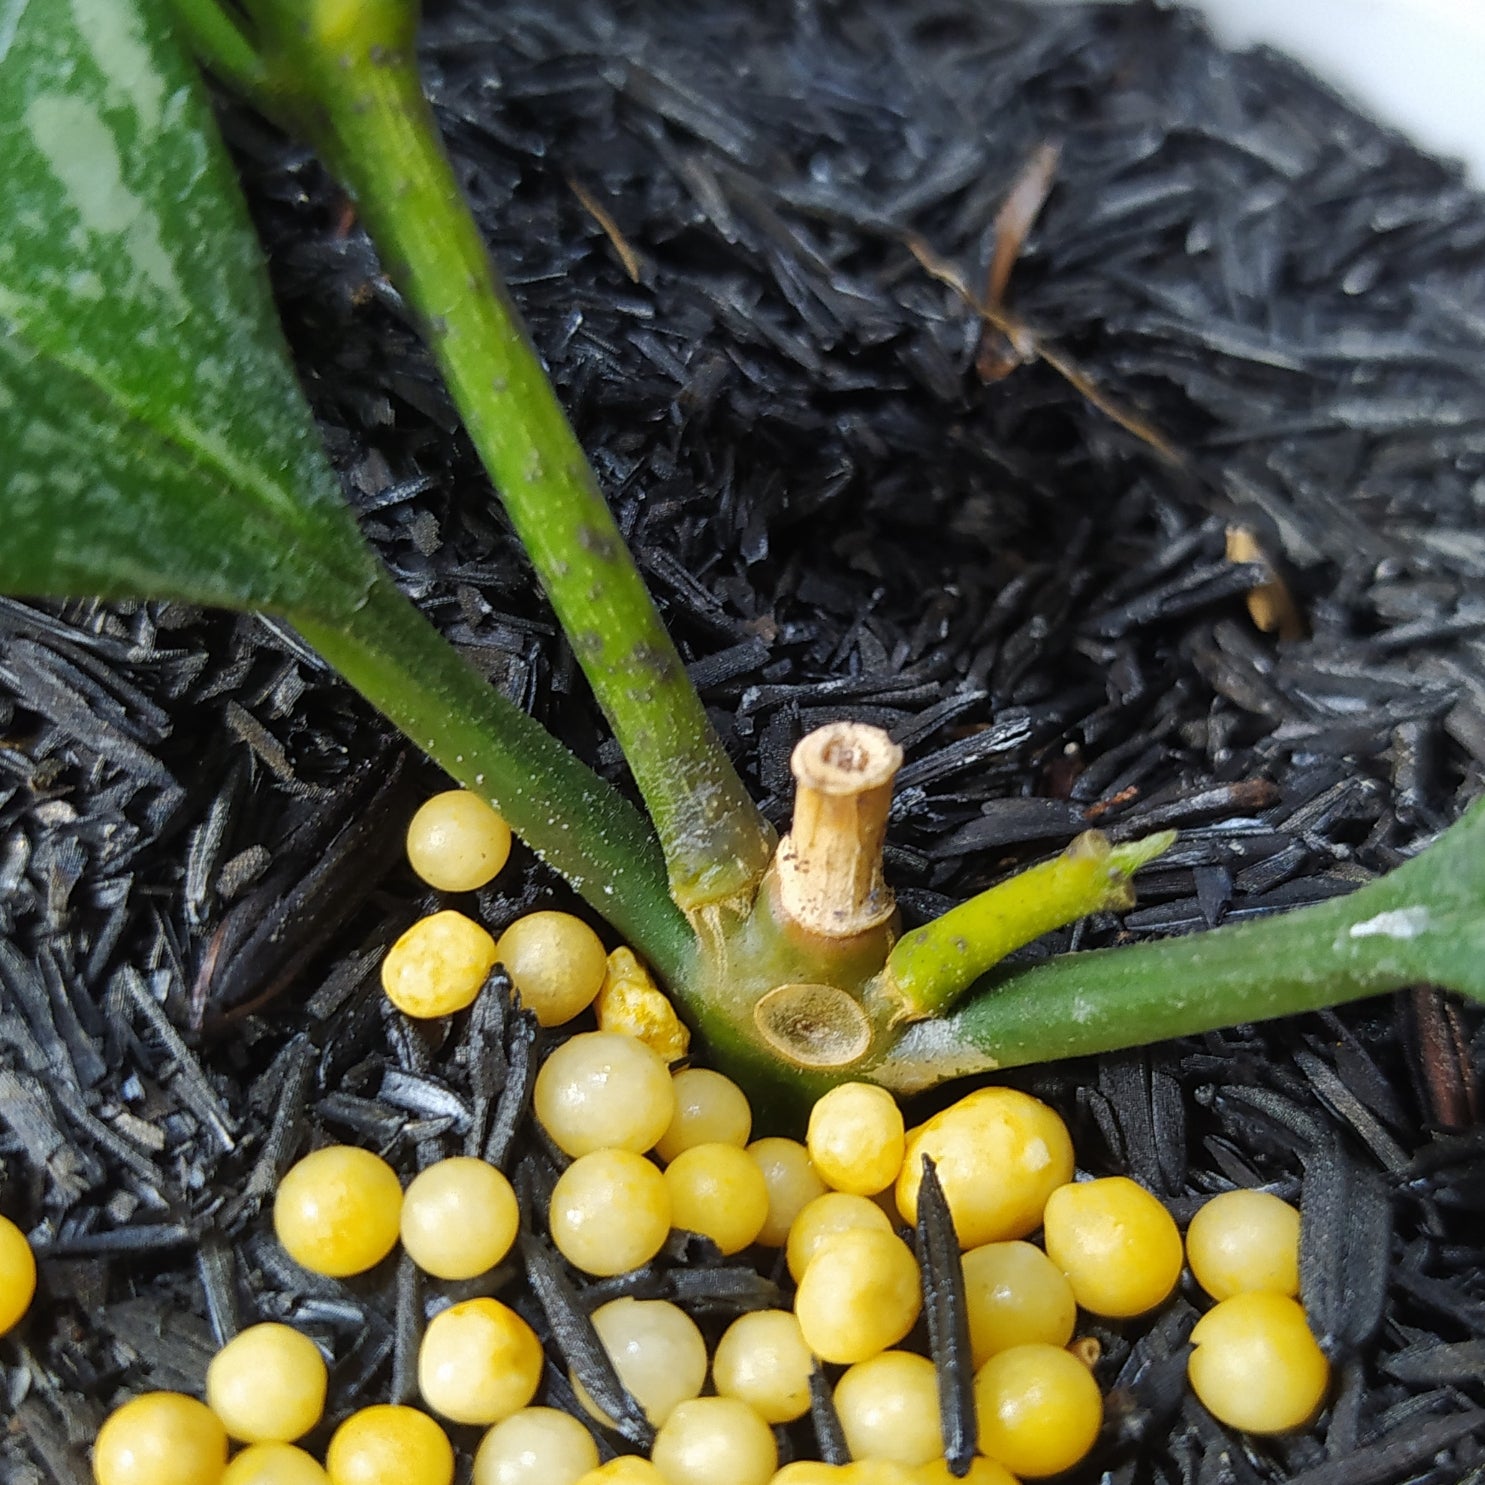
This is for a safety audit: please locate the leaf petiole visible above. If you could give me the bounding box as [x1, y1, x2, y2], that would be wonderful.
[877, 829, 1176, 1022]
[878, 799, 1485, 1092]
[294, 571, 694, 984]
[164, 0, 269, 102]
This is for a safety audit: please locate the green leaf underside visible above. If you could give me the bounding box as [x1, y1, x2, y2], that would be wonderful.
[0, 0, 374, 618]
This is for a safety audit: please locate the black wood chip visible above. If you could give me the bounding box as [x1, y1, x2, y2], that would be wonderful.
[914, 1156, 977, 1475]
[808, 1365, 850, 1466]
[517, 1225, 653, 1448]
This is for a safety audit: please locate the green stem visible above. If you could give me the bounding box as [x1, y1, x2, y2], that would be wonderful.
[166, 0, 270, 103]
[879, 830, 1175, 1020]
[876, 800, 1485, 1093]
[230, 0, 773, 911]
[294, 570, 693, 984]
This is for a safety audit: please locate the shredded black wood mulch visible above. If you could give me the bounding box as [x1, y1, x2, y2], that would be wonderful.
[4, 1, 1485, 1481]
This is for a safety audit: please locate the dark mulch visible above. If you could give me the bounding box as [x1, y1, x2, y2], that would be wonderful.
[4, 1, 1485, 1480]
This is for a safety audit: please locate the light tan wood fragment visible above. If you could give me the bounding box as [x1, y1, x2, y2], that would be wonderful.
[775, 722, 902, 938]
[1226, 524, 1304, 640]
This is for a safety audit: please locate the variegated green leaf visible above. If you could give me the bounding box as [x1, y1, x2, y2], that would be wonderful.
[0, 0, 375, 617]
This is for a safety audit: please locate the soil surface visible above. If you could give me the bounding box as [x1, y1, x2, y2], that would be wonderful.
[4, 2, 1485, 1481]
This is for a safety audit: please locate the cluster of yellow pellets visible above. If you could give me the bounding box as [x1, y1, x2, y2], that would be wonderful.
[89, 1139, 549, 1484]
[383, 791, 688, 1056]
[527, 1069, 1327, 1485]
[75, 790, 1332, 1485]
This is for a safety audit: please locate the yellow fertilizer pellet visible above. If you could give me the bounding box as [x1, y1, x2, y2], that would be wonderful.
[382, 910, 497, 1018]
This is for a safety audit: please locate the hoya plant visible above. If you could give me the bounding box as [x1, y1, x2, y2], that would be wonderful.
[3, 0, 1483, 1110]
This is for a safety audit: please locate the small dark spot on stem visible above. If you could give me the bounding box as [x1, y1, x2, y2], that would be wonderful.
[630, 641, 679, 681]
[578, 525, 620, 561]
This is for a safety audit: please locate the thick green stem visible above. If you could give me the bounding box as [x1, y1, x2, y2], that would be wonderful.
[294, 570, 693, 984]
[876, 799, 1485, 1093]
[225, 0, 773, 911]
[878, 830, 1175, 1021]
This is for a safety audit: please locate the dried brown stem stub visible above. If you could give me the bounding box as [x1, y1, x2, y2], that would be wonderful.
[775, 722, 904, 939]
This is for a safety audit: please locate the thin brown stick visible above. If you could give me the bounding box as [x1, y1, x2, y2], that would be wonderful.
[978, 142, 1062, 380]
[568, 176, 645, 283]
[905, 233, 1187, 470]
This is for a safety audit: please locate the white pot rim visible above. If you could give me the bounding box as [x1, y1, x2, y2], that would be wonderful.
[1052, 0, 1485, 182]
[1196, 0, 1485, 182]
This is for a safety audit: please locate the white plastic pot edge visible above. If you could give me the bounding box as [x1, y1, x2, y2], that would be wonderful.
[1045, 0, 1485, 183]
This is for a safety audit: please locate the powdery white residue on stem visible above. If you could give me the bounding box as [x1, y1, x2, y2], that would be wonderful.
[1348, 906, 1430, 941]
[877, 1017, 999, 1094]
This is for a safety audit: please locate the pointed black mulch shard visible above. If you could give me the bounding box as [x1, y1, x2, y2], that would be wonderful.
[915, 1154, 977, 1476]
[485, 996, 541, 1171]
[461, 966, 510, 1158]
[809, 1364, 850, 1466]
[390, 1252, 421, 1406]
[517, 1217, 654, 1448]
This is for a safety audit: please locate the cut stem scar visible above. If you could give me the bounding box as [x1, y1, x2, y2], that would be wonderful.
[754, 982, 873, 1070]
[774, 722, 903, 939]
